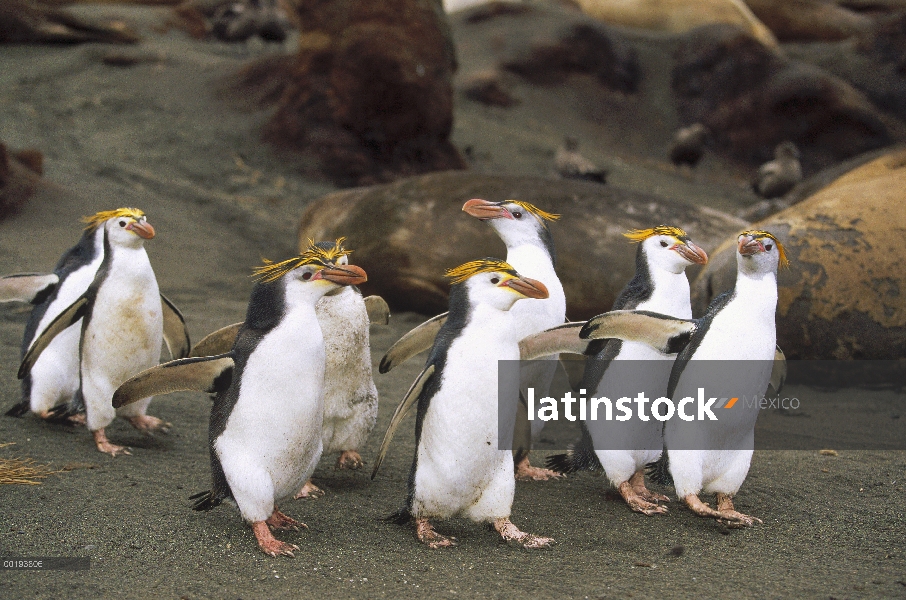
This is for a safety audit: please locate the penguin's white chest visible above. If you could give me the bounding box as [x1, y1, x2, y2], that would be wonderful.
[414, 316, 520, 517]
[218, 311, 326, 498]
[82, 249, 163, 384]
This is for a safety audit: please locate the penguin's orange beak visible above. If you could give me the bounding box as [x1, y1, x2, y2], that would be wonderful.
[501, 276, 548, 299]
[127, 220, 155, 239]
[738, 235, 764, 256]
[315, 264, 367, 286]
[675, 240, 708, 265]
[462, 198, 510, 220]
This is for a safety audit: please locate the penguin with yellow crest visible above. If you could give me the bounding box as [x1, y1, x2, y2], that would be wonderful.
[2, 208, 189, 455]
[579, 230, 789, 527]
[112, 241, 369, 557]
[372, 258, 556, 549]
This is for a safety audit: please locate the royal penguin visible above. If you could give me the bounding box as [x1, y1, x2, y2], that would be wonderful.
[8, 208, 189, 454]
[547, 226, 708, 515]
[579, 230, 789, 527]
[380, 199, 566, 480]
[371, 258, 554, 549]
[186, 239, 389, 499]
[112, 241, 369, 556]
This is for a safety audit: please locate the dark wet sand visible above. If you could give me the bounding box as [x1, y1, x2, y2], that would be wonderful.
[1, 5, 905, 599]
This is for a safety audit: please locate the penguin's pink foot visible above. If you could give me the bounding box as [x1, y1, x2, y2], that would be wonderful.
[125, 414, 171, 434]
[514, 456, 565, 481]
[294, 480, 324, 499]
[67, 413, 87, 426]
[715, 493, 763, 528]
[629, 470, 671, 504]
[618, 481, 668, 516]
[92, 429, 130, 457]
[336, 450, 363, 470]
[493, 517, 553, 549]
[684, 493, 762, 528]
[415, 518, 457, 549]
[251, 521, 299, 557]
[266, 508, 306, 531]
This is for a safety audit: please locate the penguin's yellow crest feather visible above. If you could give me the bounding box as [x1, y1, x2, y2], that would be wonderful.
[506, 201, 560, 224]
[81, 208, 145, 230]
[623, 225, 689, 243]
[445, 258, 519, 285]
[253, 238, 351, 283]
[740, 230, 790, 268]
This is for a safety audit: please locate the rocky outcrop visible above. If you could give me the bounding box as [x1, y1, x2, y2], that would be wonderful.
[0, 143, 42, 220]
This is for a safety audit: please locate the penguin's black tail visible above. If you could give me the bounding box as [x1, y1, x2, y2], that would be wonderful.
[645, 451, 673, 486]
[545, 427, 602, 474]
[383, 506, 411, 525]
[5, 400, 29, 418]
[190, 490, 224, 512]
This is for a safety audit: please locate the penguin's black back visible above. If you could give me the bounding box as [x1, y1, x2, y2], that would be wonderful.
[194, 279, 286, 511]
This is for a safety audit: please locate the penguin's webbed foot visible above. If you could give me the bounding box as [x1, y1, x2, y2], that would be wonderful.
[266, 508, 306, 531]
[629, 470, 671, 505]
[93, 429, 131, 457]
[294, 480, 325, 499]
[618, 481, 668, 516]
[125, 415, 171, 435]
[251, 521, 299, 557]
[336, 450, 364, 470]
[493, 517, 554, 550]
[67, 413, 87, 426]
[715, 492, 762, 528]
[415, 518, 457, 549]
[514, 456, 565, 481]
[684, 493, 762, 528]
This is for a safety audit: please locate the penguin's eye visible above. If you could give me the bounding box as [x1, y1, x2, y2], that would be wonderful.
[301, 271, 313, 280]
[765, 244, 773, 251]
[338, 256, 348, 266]
[660, 240, 668, 247]
[490, 277, 500, 285]
[119, 221, 127, 227]
[512, 211, 522, 219]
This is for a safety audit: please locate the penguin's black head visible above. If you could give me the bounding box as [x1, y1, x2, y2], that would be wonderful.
[253, 238, 367, 295]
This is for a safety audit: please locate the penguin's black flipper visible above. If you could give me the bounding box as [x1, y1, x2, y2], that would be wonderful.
[5, 400, 30, 418]
[519, 322, 591, 360]
[371, 364, 436, 479]
[18, 295, 90, 379]
[545, 426, 603, 474]
[363, 295, 391, 325]
[645, 452, 673, 486]
[379, 312, 448, 374]
[579, 310, 696, 355]
[770, 345, 787, 396]
[160, 293, 191, 359]
[189, 322, 243, 358]
[0, 273, 59, 304]
[112, 354, 235, 408]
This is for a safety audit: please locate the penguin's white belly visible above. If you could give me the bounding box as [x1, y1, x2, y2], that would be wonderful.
[413, 334, 518, 520]
[316, 290, 378, 453]
[217, 322, 326, 501]
[83, 276, 163, 384]
[666, 298, 774, 497]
